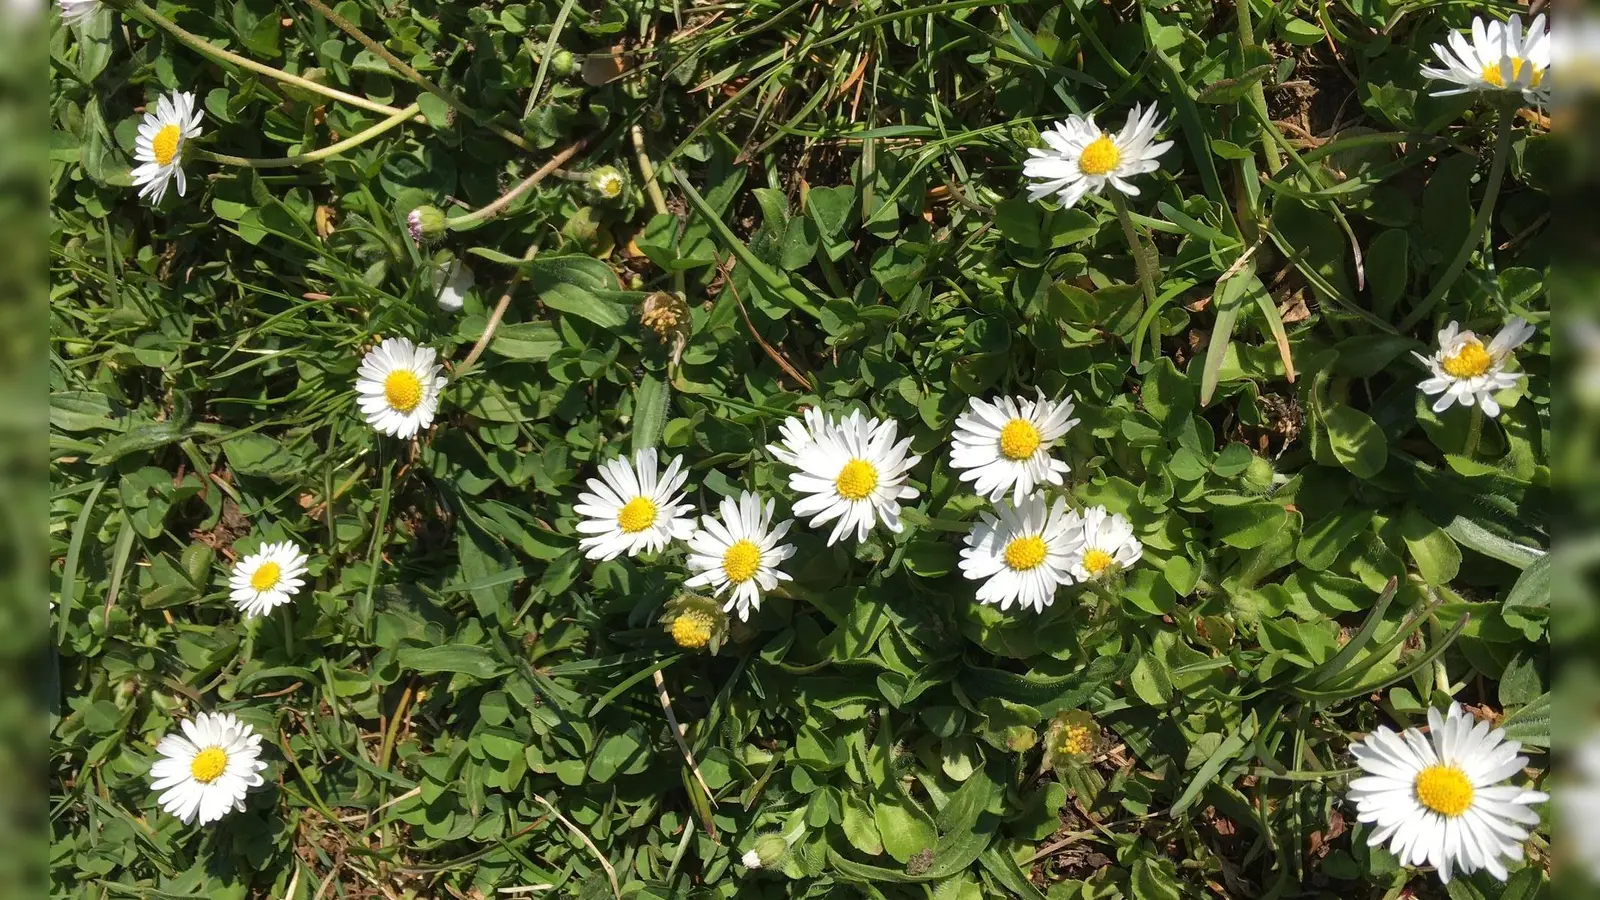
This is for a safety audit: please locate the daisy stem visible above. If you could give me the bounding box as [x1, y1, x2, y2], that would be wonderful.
[299, 0, 536, 153]
[280, 604, 295, 659]
[1463, 405, 1484, 460]
[1110, 191, 1162, 331]
[446, 138, 588, 231]
[1398, 101, 1517, 332]
[457, 241, 539, 379]
[128, 0, 418, 122]
[196, 103, 420, 169]
[630, 124, 687, 297]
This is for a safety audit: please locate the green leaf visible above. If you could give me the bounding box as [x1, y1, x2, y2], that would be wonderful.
[1322, 405, 1387, 478]
[396, 646, 507, 679]
[631, 373, 668, 453]
[540, 283, 630, 329]
[1399, 507, 1462, 586]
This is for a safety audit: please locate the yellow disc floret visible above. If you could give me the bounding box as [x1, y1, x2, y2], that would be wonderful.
[722, 539, 762, 584]
[189, 747, 229, 784]
[1081, 548, 1115, 577]
[151, 123, 182, 167]
[617, 497, 658, 533]
[998, 418, 1042, 460]
[1078, 135, 1121, 176]
[671, 610, 715, 649]
[1004, 535, 1048, 571]
[1482, 58, 1543, 89]
[384, 370, 424, 412]
[1440, 340, 1493, 379]
[835, 459, 879, 500]
[1414, 764, 1475, 817]
[249, 562, 281, 592]
[1056, 724, 1095, 758]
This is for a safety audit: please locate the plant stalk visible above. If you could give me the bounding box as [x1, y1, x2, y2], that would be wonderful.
[1110, 190, 1162, 331]
[446, 138, 588, 231]
[197, 103, 419, 168]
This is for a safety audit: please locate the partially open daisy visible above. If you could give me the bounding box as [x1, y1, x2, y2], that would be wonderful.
[958, 494, 1083, 613]
[57, 0, 102, 25]
[1415, 317, 1535, 417]
[355, 337, 448, 439]
[767, 408, 922, 545]
[228, 541, 308, 618]
[150, 712, 268, 826]
[1067, 505, 1142, 582]
[1422, 15, 1550, 106]
[131, 90, 204, 205]
[1348, 702, 1548, 883]
[1024, 103, 1172, 208]
[684, 490, 797, 621]
[950, 391, 1079, 504]
[574, 448, 697, 560]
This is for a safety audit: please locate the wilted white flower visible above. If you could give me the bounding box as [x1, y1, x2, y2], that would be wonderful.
[150, 712, 267, 825]
[1414, 318, 1535, 417]
[1024, 103, 1172, 208]
[767, 408, 922, 545]
[683, 490, 796, 621]
[131, 90, 204, 205]
[959, 494, 1082, 613]
[432, 259, 474, 313]
[355, 338, 448, 439]
[574, 449, 697, 560]
[227, 541, 308, 618]
[1422, 14, 1550, 105]
[949, 391, 1078, 504]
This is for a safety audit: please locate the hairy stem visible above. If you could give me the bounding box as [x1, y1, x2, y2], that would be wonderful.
[197, 103, 419, 168]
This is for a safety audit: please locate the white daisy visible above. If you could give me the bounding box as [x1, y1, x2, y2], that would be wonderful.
[958, 494, 1083, 613]
[131, 90, 204, 205]
[57, 0, 99, 25]
[1414, 317, 1535, 418]
[1067, 505, 1142, 582]
[227, 540, 308, 618]
[355, 337, 448, 439]
[767, 408, 922, 545]
[1023, 103, 1172, 208]
[949, 391, 1079, 504]
[1347, 702, 1548, 883]
[1422, 14, 1550, 106]
[1560, 728, 1600, 882]
[574, 448, 697, 560]
[149, 711, 268, 826]
[684, 490, 797, 621]
[590, 165, 626, 201]
[432, 259, 474, 313]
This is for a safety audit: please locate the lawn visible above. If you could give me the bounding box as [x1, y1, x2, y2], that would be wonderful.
[49, 0, 1550, 897]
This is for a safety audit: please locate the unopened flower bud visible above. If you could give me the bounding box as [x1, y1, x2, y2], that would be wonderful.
[550, 49, 576, 78]
[407, 205, 447, 244]
[1243, 455, 1275, 493]
[589, 165, 626, 202]
[743, 833, 791, 869]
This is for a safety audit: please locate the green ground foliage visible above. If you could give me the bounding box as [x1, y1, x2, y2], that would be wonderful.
[49, 0, 1549, 897]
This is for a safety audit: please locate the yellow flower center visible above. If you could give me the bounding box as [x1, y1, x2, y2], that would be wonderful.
[998, 418, 1041, 460]
[1004, 535, 1047, 571]
[1057, 724, 1095, 757]
[383, 370, 424, 412]
[671, 611, 714, 649]
[598, 174, 623, 198]
[151, 123, 182, 167]
[1414, 764, 1475, 818]
[835, 459, 879, 500]
[722, 539, 762, 584]
[1440, 340, 1492, 379]
[189, 747, 229, 784]
[1082, 548, 1115, 577]
[1078, 135, 1121, 176]
[249, 562, 281, 592]
[617, 497, 658, 533]
[1482, 57, 1544, 89]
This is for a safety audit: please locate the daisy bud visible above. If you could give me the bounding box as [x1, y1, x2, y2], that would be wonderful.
[1242, 456, 1275, 494]
[407, 205, 447, 244]
[588, 165, 627, 202]
[550, 49, 576, 78]
[743, 833, 792, 870]
[662, 592, 729, 653]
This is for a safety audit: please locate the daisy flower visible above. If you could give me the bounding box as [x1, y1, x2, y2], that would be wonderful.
[1422, 14, 1550, 106]
[131, 90, 204, 205]
[949, 391, 1079, 504]
[958, 494, 1083, 613]
[589, 165, 626, 201]
[1067, 505, 1142, 582]
[57, 0, 99, 25]
[767, 408, 922, 545]
[683, 490, 797, 621]
[1414, 317, 1535, 417]
[1023, 103, 1172, 208]
[228, 541, 308, 618]
[1347, 702, 1548, 883]
[149, 712, 268, 826]
[574, 448, 697, 560]
[355, 337, 448, 439]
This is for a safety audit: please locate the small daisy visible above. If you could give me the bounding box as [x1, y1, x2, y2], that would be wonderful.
[590, 165, 626, 201]
[1414, 317, 1535, 417]
[1068, 505, 1142, 582]
[1347, 702, 1548, 883]
[950, 391, 1079, 504]
[574, 448, 697, 560]
[767, 408, 922, 545]
[228, 541, 308, 618]
[958, 494, 1083, 613]
[432, 259, 474, 313]
[131, 90, 204, 205]
[1422, 14, 1550, 106]
[684, 490, 797, 621]
[149, 712, 268, 826]
[1024, 103, 1172, 208]
[355, 337, 448, 439]
[57, 0, 100, 25]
